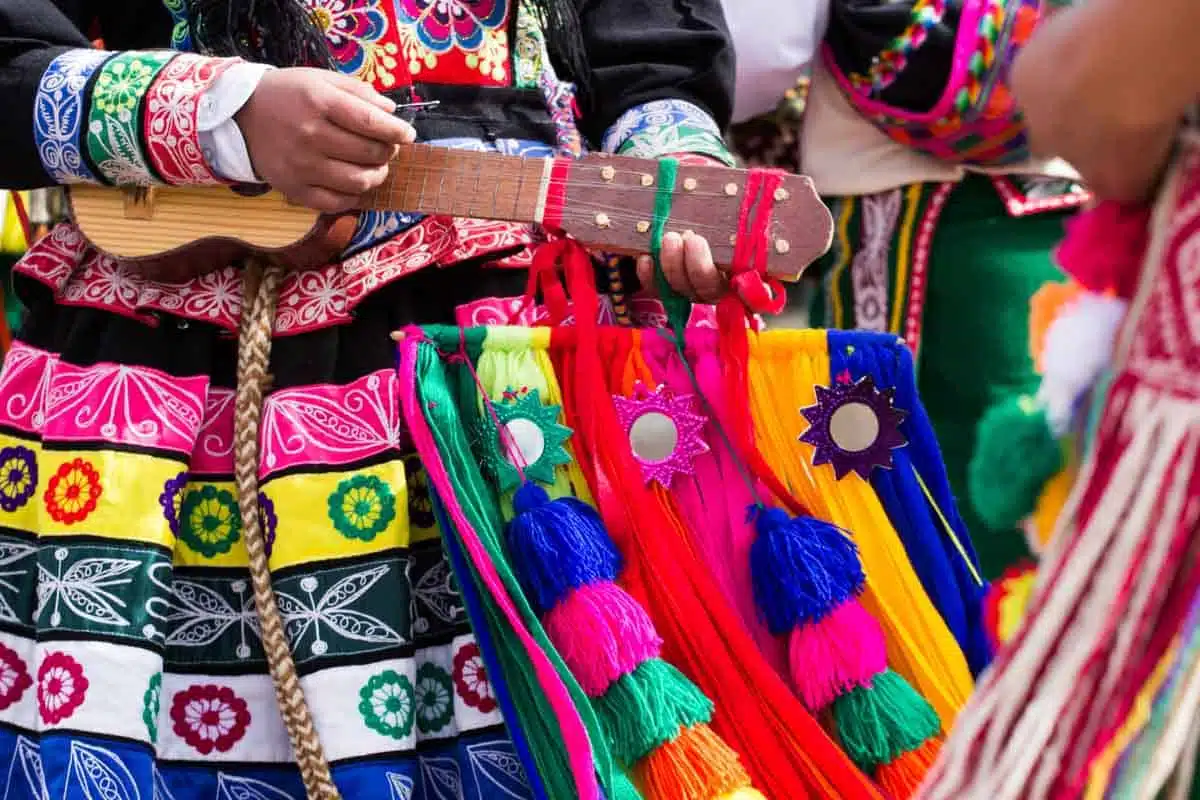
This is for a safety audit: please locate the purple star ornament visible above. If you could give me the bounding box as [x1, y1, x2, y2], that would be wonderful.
[799, 375, 907, 480]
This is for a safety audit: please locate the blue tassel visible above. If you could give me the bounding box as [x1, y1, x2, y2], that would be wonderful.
[749, 506, 865, 634]
[505, 482, 623, 613]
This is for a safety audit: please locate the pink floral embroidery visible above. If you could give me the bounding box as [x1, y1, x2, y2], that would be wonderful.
[170, 683, 252, 754]
[397, 0, 505, 53]
[16, 219, 540, 337]
[452, 641, 497, 713]
[37, 652, 88, 724]
[0, 643, 32, 711]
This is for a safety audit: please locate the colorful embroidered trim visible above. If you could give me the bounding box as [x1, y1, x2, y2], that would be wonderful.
[824, 0, 1040, 166]
[34, 49, 114, 184]
[86, 50, 179, 186]
[143, 53, 239, 185]
[601, 100, 735, 167]
[990, 176, 1092, 218]
[847, 0, 948, 96]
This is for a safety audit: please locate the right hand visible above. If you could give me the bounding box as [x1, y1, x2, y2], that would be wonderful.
[236, 68, 417, 212]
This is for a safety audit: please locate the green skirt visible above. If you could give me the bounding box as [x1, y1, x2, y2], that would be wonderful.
[811, 174, 1077, 578]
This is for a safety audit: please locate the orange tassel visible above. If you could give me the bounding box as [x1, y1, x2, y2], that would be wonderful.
[874, 738, 942, 799]
[634, 724, 756, 800]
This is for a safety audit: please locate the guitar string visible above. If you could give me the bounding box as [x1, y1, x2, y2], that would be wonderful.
[363, 162, 794, 238]
[372, 160, 768, 200]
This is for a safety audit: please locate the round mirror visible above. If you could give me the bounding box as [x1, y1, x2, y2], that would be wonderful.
[628, 411, 679, 464]
[502, 417, 545, 468]
[828, 401, 879, 453]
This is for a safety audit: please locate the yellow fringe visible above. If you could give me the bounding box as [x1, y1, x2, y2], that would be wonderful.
[747, 330, 973, 730]
[477, 327, 595, 509]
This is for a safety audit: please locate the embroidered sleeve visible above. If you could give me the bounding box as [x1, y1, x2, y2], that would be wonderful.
[34, 48, 241, 187]
[576, 0, 735, 155]
[600, 99, 735, 166]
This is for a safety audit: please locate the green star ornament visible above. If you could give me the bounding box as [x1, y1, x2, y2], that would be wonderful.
[477, 388, 573, 490]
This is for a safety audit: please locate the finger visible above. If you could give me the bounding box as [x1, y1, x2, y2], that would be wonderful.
[635, 255, 657, 296]
[308, 160, 391, 197]
[288, 186, 362, 214]
[323, 71, 397, 112]
[324, 90, 417, 146]
[314, 121, 397, 166]
[682, 232, 727, 303]
[659, 231, 697, 299]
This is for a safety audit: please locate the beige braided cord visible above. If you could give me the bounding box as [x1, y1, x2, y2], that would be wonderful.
[235, 259, 341, 800]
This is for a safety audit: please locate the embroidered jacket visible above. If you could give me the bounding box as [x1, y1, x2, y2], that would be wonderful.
[0, 0, 735, 334]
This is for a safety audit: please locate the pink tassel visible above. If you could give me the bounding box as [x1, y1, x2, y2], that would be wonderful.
[1054, 201, 1150, 300]
[787, 598, 888, 711]
[543, 582, 663, 696]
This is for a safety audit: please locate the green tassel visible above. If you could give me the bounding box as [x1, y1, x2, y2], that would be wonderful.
[831, 669, 941, 770]
[609, 771, 644, 800]
[593, 658, 714, 767]
[968, 394, 1065, 532]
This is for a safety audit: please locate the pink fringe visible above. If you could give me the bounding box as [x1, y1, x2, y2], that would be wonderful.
[641, 331, 790, 679]
[542, 582, 664, 696]
[788, 598, 888, 711]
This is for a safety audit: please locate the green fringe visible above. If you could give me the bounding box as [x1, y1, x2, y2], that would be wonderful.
[831, 669, 941, 770]
[609, 771, 644, 800]
[594, 658, 714, 766]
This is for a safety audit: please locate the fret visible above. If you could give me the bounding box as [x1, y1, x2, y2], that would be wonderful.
[432, 148, 449, 216]
[513, 159, 529, 222]
[398, 145, 417, 211]
[469, 154, 483, 219]
[450, 152, 473, 218]
[489, 158, 502, 221]
[395, 147, 414, 212]
[400, 145, 425, 213]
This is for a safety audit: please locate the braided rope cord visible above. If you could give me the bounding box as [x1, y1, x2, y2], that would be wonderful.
[235, 260, 341, 799]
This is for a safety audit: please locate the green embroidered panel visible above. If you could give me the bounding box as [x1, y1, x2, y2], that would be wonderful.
[85, 50, 175, 185]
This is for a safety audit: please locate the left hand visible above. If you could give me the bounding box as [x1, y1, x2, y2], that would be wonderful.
[635, 230, 727, 304]
[634, 153, 730, 304]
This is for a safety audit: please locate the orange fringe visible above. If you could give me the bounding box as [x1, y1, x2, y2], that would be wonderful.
[635, 723, 758, 800]
[874, 738, 942, 799]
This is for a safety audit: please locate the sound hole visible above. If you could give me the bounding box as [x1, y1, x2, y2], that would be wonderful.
[230, 183, 271, 198]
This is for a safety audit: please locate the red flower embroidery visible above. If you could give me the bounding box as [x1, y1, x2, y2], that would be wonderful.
[44, 459, 102, 524]
[170, 684, 251, 754]
[452, 642, 496, 713]
[37, 652, 88, 724]
[0, 642, 32, 711]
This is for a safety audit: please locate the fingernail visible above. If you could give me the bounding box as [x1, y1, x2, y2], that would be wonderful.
[683, 229, 694, 238]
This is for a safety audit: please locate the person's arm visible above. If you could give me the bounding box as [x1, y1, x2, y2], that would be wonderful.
[1012, 0, 1200, 203]
[0, 0, 259, 190]
[0, 0, 416, 210]
[576, 0, 736, 167]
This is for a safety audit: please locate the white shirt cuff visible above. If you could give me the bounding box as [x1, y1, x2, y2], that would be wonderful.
[197, 61, 274, 184]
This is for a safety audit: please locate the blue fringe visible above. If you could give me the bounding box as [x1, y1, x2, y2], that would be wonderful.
[829, 330, 993, 675]
[505, 482, 622, 614]
[749, 506, 865, 634]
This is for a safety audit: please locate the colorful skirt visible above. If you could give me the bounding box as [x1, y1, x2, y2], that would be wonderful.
[0, 263, 551, 800]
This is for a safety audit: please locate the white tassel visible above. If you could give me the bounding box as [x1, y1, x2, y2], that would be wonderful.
[1038, 292, 1128, 436]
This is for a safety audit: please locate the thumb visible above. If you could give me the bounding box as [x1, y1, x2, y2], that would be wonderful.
[323, 71, 396, 112]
